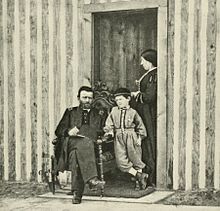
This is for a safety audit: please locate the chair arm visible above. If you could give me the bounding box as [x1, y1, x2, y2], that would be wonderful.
[95, 134, 113, 145]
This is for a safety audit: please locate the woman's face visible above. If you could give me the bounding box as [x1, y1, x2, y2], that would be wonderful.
[140, 57, 152, 71]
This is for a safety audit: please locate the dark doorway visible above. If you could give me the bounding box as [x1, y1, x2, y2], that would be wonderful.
[93, 9, 157, 91]
[93, 9, 158, 188]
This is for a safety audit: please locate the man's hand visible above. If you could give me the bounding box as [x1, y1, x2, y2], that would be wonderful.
[68, 126, 79, 136]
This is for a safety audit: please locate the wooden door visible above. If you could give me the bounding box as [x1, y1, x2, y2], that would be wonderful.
[93, 9, 157, 91]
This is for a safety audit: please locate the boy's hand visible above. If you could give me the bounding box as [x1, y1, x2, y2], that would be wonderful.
[136, 135, 142, 146]
[104, 132, 114, 138]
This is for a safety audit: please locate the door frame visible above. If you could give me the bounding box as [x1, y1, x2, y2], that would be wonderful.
[82, 0, 168, 189]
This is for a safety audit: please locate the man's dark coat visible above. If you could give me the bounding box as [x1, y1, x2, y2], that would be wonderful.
[54, 106, 105, 173]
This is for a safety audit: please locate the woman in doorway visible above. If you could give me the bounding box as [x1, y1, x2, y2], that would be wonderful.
[131, 49, 157, 187]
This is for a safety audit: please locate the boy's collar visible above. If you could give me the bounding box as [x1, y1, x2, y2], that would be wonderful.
[118, 106, 130, 110]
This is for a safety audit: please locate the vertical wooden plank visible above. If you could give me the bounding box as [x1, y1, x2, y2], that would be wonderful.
[167, 0, 175, 189]
[60, 0, 66, 111]
[48, 0, 54, 164]
[173, 0, 182, 190]
[185, 0, 195, 190]
[78, 0, 85, 86]
[192, 0, 201, 189]
[0, 0, 4, 180]
[54, 0, 61, 125]
[72, 0, 79, 105]
[37, 0, 43, 182]
[42, 0, 50, 172]
[205, 0, 216, 188]
[19, 0, 26, 180]
[14, 0, 21, 180]
[125, 19, 136, 90]
[3, 0, 9, 181]
[199, 0, 208, 189]
[157, 6, 167, 189]
[82, 13, 92, 86]
[93, 14, 100, 84]
[178, 0, 188, 190]
[66, 0, 73, 107]
[118, 19, 126, 87]
[7, 0, 16, 181]
[25, 0, 32, 181]
[99, 17, 114, 89]
[30, 0, 38, 181]
[214, 0, 220, 190]
[111, 16, 121, 90]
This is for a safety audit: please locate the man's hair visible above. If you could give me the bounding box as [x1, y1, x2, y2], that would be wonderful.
[77, 86, 94, 98]
[114, 87, 131, 99]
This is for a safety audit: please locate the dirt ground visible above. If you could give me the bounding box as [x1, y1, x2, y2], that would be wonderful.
[162, 189, 220, 206]
[0, 181, 220, 207]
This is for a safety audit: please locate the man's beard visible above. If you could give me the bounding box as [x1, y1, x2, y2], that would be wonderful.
[81, 103, 91, 109]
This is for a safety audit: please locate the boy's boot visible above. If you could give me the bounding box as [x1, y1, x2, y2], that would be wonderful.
[136, 172, 148, 190]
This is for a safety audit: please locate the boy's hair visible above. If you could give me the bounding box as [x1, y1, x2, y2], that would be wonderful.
[77, 86, 94, 98]
[114, 87, 131, 98]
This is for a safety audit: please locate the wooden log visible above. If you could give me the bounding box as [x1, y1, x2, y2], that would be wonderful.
[37, 0, 43, 182]
[48, 0, 55, 166]
[14, 0, 21, 180]
[77, 0, 84, 86]
[42, 0, 50, 171]
[192, 0, 201, 190]
[199, 0, 208, 189]
[19, 0, 27, 181]
[173, 0, 182, 190]
[178, 0, 188, 190]
[205, 0, 216, 188]
[3, 0, 8, 181]
[66, 0, 74, 107]
[167, 0, 175, 189]
[214, 0, 220, 190]
[83, 0, 167, 13]
[72, 0, 79, 105]
[82, 13, 92, 86]
[54, 0, 61, 125]
[185, 0, 195, 190]
[157, 6, 168, 189]
[7, 0, 16, 181]
[30, 0, 38, 181]
[0, 0, 4, 181]
[25, 0, 32, 181]
[60, 0, 66, 111]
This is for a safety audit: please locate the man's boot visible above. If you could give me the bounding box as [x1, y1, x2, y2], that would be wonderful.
[72, 191, 82, 204]
[87, 177, 105, 190]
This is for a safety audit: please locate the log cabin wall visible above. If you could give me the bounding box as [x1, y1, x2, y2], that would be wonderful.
[0, 0, 220, 191]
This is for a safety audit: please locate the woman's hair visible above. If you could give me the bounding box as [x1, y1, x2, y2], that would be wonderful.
[77, 86, 94, 98]
[114, 87, 131, 99]
[141, 49, 157, 67]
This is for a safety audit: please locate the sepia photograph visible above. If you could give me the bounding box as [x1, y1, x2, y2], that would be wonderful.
[0, 0, 219, 210]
